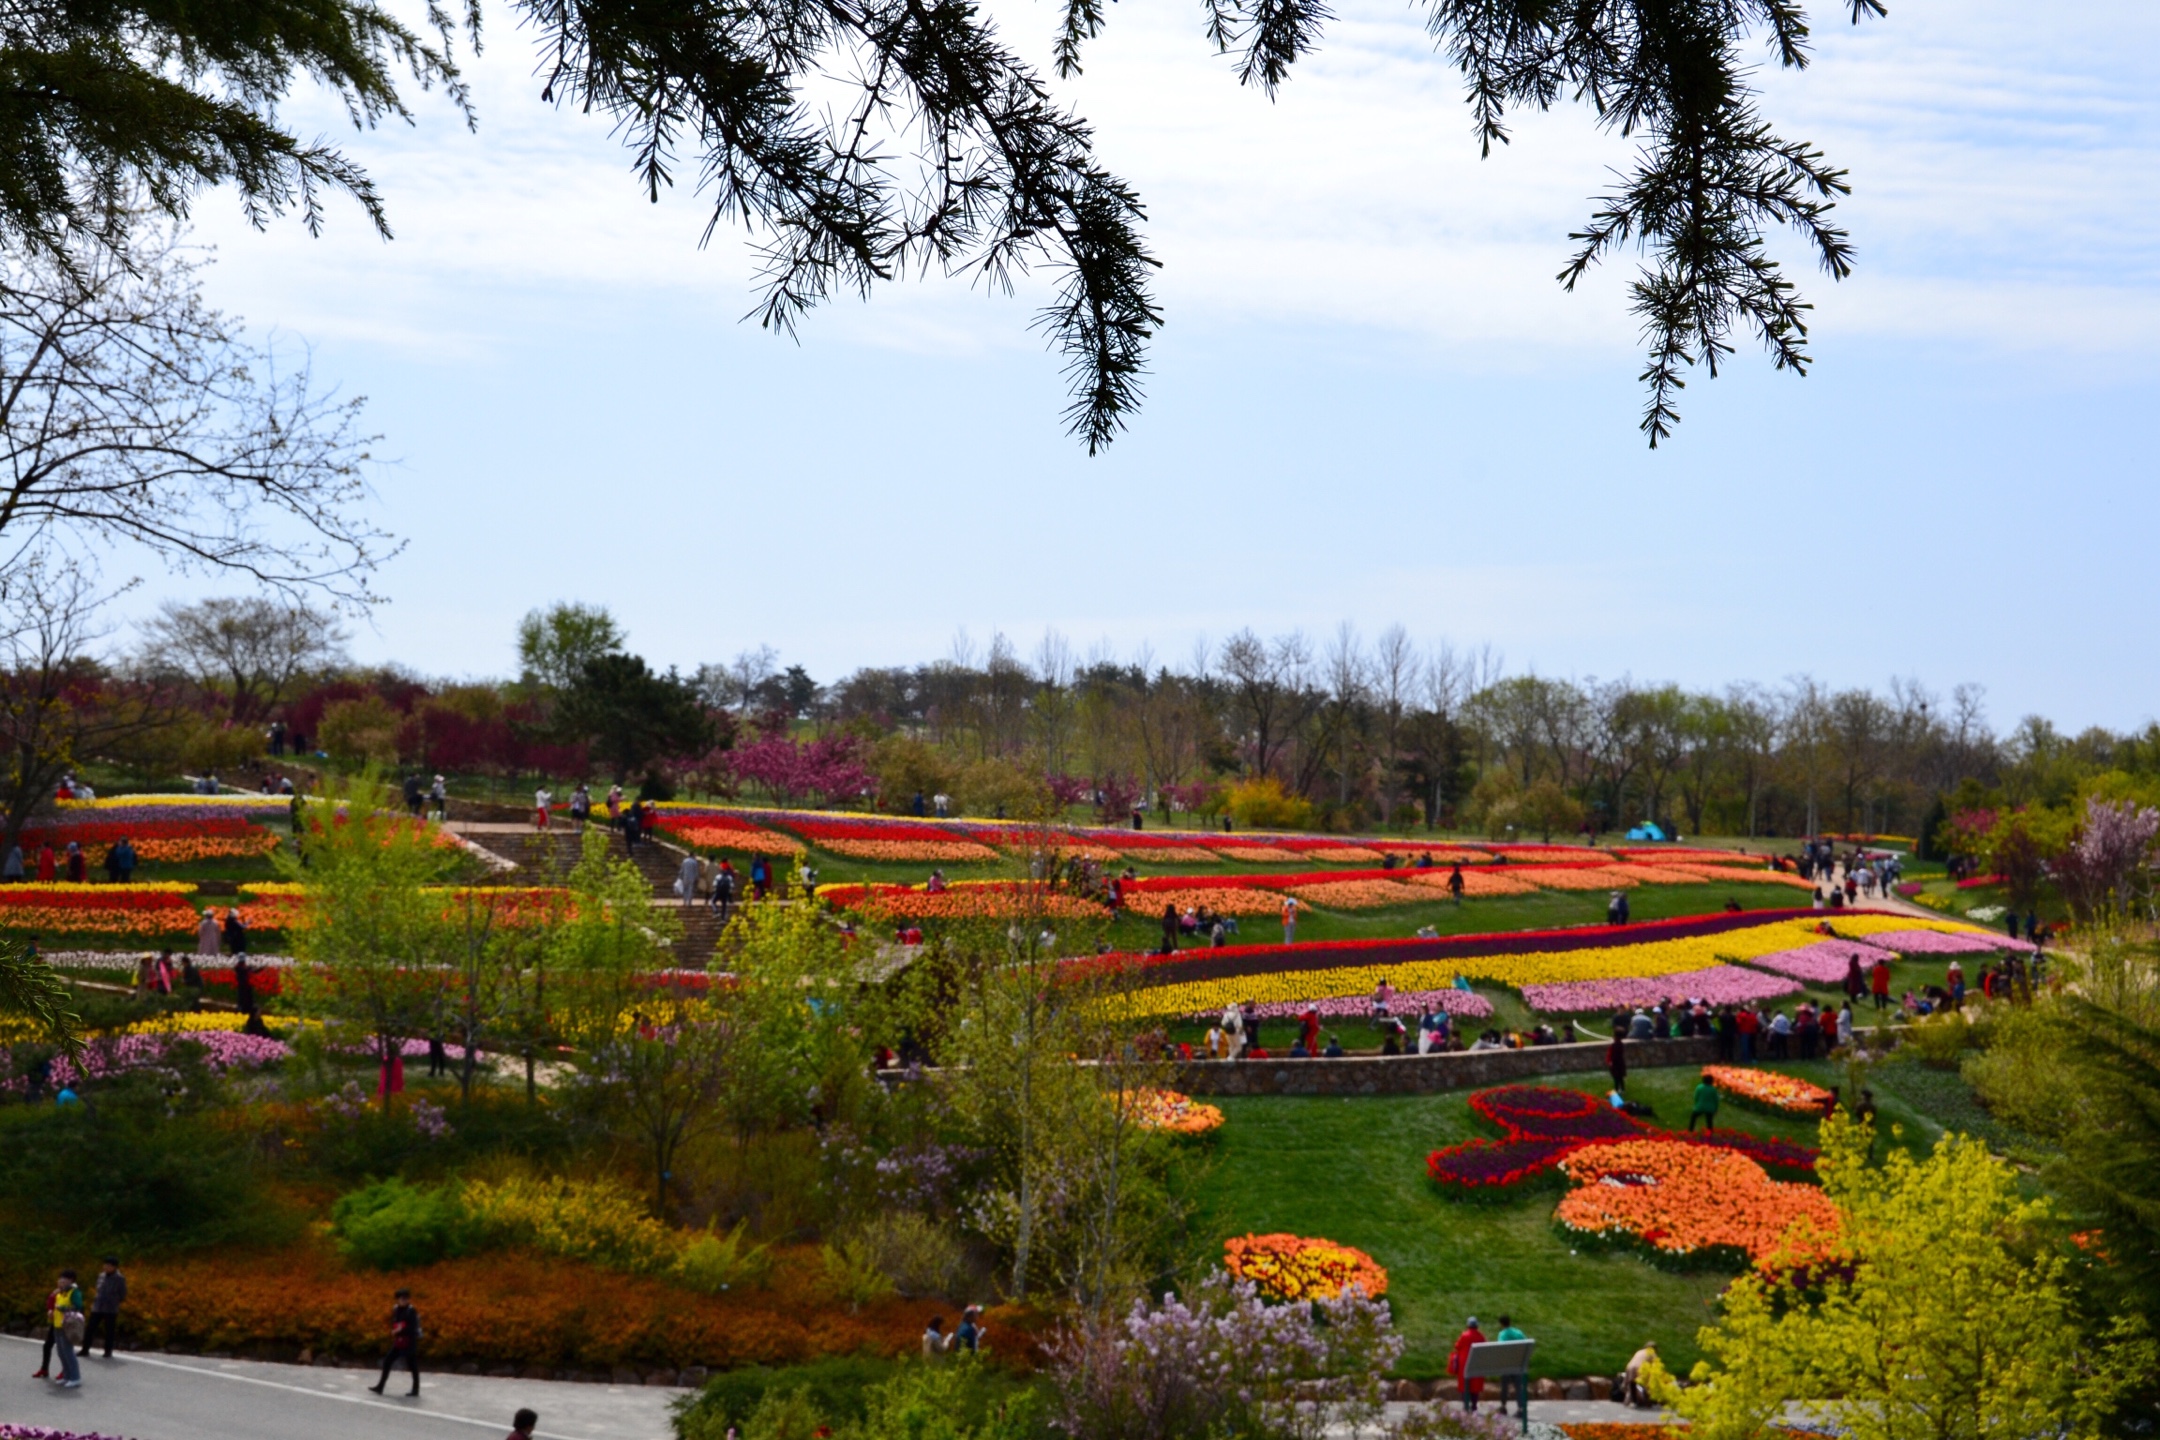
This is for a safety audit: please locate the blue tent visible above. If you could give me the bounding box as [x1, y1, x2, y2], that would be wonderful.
[1626, 822, 1669, 842]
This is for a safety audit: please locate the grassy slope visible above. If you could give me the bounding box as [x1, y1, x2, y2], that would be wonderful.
[1184, 1061, 1946, 1380]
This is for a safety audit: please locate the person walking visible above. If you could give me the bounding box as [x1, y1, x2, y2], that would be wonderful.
[1606, 1035, 1628, 1095]
[1280, 894, 1299, 945]
[1689, 1071, 1719, 1132]
[1870, 955, 1892, 1011]
[1447, 1315, 1488, 1411]
[2, 843, 21, 881]
[533, 787, 553, 831]
[86, 1257, 125, 1358]
[197, 907, 222, 960]
[223, 906, 249, 957]
[37, 1268, 86, 1387]
[1159, 903, 1180, 956]
[369, 1287, 422, 1396]
[568, 783, 590, 829]
[507, 1408, 540, 1440]
[430, 775, 449, 822]
[35, 842, 56, 881]
[678, 852, 702, 910]
[1447, 864, 1465, 904]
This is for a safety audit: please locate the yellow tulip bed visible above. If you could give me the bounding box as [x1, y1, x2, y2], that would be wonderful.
[1105, 912, 2009, 1020]
[1223, 1233, 1388, 1301]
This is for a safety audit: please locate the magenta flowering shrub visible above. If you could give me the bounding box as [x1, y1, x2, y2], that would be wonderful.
[5, 1029, 291, 1090]
[1517, 964, 1800, 1015]
[1050, 1274, 1400, 1440]
[1240, 988, 1495, 1023]
[1744, 940, 1886, 984]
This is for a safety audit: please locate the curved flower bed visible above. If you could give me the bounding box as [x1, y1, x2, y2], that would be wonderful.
[1517, 964, 1801, 1015]
[1742, 939, 1889, 984]
[1287, 880, 1432, 910]
[1703, 1066, 1835, 1116]
[0, 883, 202, 937]
[1223, 1233, 1387, 1300]
[1554, 1140, 1839, 1269]
[1101, 910, 1825, 1020]
[1426, 1085, 1819, 1195]
[1126, 887, 1284, 917]
[646, 807, 803, 855]
[1405, 868, 1542, 897]
[1858, 927, 2035, 956]
[1125, 1087, 1225, 1134]
[1240, 987, 1494, 1023]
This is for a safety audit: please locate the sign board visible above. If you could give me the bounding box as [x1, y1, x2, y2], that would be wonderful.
[1462, 1339, 1536, 1380]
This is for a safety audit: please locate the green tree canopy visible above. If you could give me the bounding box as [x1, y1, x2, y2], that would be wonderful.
[556, 652, 712, 782]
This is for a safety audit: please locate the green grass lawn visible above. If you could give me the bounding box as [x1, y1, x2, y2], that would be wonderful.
[1182, 1061, 1958, 1380]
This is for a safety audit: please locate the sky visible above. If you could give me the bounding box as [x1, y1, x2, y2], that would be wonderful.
[120, 0, 2160, 732]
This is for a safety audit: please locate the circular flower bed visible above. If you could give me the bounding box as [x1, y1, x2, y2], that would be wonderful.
[1223, 1233, 1387, 1300]
[1553, 1140, 1838, 1269]
[1703, 1066, 1835, 1116]
[1125, 1088, 1225, 1135]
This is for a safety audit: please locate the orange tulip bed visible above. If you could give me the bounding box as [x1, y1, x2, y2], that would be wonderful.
[67, 1243, 977, 1373]
[1223, 1233, 1388, 1301]
[1405, 869, 1542, 897]
[1553, 1140, 1839, 1270]
[1127, 887, 1286, 917]
[1287, 880, 1433, 910]
[1703, 1066, 1836, 1116]
[0, 883, 202, 937]
[1124, 1087, 1225, 1135]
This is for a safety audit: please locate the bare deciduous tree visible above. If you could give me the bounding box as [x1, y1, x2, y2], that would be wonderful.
[136, 595, 349, 722]
[0, 221, 388, 598]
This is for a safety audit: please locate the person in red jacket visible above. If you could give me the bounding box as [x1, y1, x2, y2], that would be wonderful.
[1448, 1316, 1488, 1410]
[1870, 956, 1893, 1011]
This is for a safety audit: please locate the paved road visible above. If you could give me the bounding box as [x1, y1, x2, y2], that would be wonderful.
[2, 1337, 685, 1440]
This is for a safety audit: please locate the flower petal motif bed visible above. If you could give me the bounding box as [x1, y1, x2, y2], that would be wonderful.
[1124, 1087, 1225, 1134]
[1428, 1086, 1835, 1269]
[1702, 1066, 1835, 1115]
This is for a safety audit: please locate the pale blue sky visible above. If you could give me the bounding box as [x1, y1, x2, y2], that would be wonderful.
[133, 0, 2160, 730]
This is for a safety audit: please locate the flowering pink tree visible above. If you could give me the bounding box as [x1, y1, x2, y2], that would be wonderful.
[2052, 796, 2160, 921]
[1048, 774, 1094, 809]
[726, 733, 873, 806]
[1050, 1275, 1399, 1440]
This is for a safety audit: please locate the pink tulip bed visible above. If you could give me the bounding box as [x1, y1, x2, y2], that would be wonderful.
[1518, 964, 1802, 1015]
[1861, 928, 2035, 956]
[1239, 987, 1496, 1023]
[1743, 939, 1890, 984]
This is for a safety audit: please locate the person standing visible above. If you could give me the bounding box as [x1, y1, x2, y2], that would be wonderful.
[429, 775, 449, 822]
[1606, 1035, 1628, 1095]
[65, 842, 88, 882]
[1493, 1314, 1530, 1419]
[369, 1287, 422, 1396]
[35, 841, 56, 881]
[1689, 1071, 1719, 1132]
[37, 1268, 86, 1387]
[86, 1257, 125, 1358]
[1870, 955, 1892, 1011]
[1280, 894, 1299, 945]
[223, 906, 249, 957]
[1447, 864, 1465, 903]
[507, 1409, 540, 1440]
[197, 907, 222, 960]
[678, 852, 702, 910]
[533, 787, 552, 831]
[113, 838, 137, 883]
[568, 783, 590, 829]
[1159, 903, 1180, 956]
[2, 842, 21, 881]
[1447, 1315, 1488, 1411]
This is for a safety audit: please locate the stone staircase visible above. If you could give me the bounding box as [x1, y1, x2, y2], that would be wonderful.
[447, 818, 732, 969]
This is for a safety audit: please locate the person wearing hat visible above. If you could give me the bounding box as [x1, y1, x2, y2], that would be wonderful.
[1448, 1315, 1488, 1410]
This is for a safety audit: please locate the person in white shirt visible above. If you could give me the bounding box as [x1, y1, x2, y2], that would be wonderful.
[534, 788, 552, 830]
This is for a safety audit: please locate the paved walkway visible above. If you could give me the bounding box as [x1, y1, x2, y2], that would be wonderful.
[1, 1338, 684, 1440]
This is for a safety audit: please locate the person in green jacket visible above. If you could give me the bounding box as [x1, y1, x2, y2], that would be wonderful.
[1690, 1071, 1720, 1132]
[1493, 1314, 1531, 1419]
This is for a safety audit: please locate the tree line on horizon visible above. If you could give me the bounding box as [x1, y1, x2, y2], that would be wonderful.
[18, 599, 2160, 861]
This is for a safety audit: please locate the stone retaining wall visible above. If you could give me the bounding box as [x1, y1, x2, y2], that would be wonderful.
[1172, 1036, 1719, 1096]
